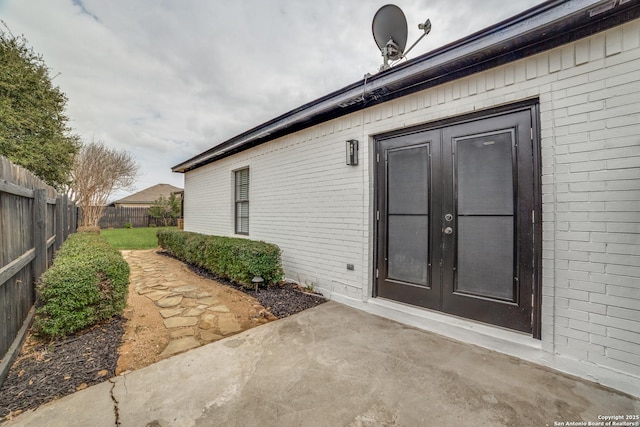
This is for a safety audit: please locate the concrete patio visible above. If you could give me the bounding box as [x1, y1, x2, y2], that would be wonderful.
[6, 301, 639, 426]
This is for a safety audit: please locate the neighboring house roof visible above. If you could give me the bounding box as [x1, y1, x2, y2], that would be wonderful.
[113, 184, 183, 206]
[172, 0, 640, 174]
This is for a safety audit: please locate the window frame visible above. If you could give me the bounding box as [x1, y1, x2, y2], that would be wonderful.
[234, 167, 250, 235]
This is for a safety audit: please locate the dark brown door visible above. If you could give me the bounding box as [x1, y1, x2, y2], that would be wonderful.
[376, 109, 535, 333]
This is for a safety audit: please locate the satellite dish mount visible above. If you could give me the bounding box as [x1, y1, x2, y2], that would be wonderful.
[372, 4, 431, 71]
[381, 38, 402, 69]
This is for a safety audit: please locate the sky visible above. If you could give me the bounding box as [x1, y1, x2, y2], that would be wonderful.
[0, 0, 542, 201]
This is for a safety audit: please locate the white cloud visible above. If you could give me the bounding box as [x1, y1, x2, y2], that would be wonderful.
[1, 0, 542, 199]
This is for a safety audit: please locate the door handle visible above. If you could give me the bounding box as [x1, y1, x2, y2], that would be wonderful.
[444, 226, 453, 235]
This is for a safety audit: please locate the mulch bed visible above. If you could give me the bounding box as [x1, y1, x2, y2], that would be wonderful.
[180, 255, 328, 318]
[0, 316, 125, 422]
[0, 255, 326, 422]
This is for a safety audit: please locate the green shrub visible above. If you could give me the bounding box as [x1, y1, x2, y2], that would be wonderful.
[124, 222, 132, 229]
[34, 233, 130, 338]
[157, 230, 283, 287]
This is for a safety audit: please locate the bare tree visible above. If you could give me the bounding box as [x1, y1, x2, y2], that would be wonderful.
[69, 138, 139, 227]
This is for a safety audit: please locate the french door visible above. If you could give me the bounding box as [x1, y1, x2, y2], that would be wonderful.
[375, 108, 537, 333]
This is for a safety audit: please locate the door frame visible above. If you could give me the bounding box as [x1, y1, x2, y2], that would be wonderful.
[372, 100, 542, 338]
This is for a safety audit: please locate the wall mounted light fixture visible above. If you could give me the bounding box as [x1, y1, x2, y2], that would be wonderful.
[346, 139, 358, 165]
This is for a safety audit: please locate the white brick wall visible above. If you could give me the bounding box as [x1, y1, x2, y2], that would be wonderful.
[184, 19, 640, 380]
[185, 120, 370, 298]
[542, 20, 640, 377]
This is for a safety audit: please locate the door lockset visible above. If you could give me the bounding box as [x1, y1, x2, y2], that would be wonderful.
[444, 226, 453, 235]
[444, 213, 453, 222]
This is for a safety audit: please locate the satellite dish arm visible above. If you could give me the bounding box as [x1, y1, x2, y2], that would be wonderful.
[400, 19, 431, 60]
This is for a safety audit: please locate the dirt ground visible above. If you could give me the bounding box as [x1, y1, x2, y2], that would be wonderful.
[115, 280, 170, 373]
[115, 250, 277, 374]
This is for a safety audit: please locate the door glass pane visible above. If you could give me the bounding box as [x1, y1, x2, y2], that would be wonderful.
[388, 146, 429, 215]
[457, 132, 513, 215]
[457, 216, 514, 301]
[386, 144, 429, 286]
[388, 215, 429, 285]
[455, 130, 515, 300]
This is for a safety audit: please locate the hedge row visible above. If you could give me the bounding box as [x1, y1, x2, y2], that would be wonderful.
[34, 232, 130, 338]
[157, 230, 283, 287]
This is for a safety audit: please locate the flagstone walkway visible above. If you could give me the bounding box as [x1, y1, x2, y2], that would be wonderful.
[119, 250, 274, 363]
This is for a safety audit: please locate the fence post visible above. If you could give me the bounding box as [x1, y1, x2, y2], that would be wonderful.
[62, 194, 69, 240]
[70, 202, 77, 233]
[33, 189, 47, 281]
[55, 196, 64, 251]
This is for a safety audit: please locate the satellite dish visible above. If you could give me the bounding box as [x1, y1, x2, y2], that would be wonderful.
[372, 4, 408, 69]
[372, 4, 432, 72]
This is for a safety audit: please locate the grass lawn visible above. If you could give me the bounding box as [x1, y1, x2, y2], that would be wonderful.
[101, 226, 176, 250]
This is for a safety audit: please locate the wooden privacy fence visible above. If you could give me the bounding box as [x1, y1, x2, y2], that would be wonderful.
[100, 207, 152, 228]
[79, 206, 178, 228]
[0, 156, 76, 386]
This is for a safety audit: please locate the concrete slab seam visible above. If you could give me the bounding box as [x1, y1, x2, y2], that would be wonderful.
[108, 378, 120, 426]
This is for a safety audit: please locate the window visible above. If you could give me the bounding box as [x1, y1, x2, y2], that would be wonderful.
[235, 168, 249, 234]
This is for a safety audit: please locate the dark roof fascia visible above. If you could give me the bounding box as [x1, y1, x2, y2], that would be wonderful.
[173, 0, 640, 173]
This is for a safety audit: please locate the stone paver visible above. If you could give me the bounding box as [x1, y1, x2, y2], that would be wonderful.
[196, 297, 219, 305]
[184, 291, 211, 299]
[172, 285, 199, 293]
[159, 337, 200, 357]
[199, 313, 216, 330]
[209, 304, 230, 313]
[159, 308, 184, 318]
[145, 290, 171, 301]
[183, 308, 205, 317]
[156, 295, 183, 308]
[200, 331, 224, 342]
[218, 314, 243, 335]
[163, 316, 199, 328]
[121, 249, 267, 358]
[169, 328, 195, 339]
